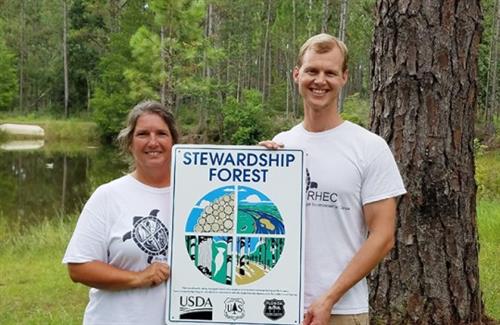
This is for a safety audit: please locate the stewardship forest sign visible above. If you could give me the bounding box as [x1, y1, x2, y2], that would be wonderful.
[167, 145, 305, 325]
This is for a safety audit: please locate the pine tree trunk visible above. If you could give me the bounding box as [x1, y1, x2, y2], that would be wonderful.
[160, 26, 166, 106]
[321, 0, 330, 33]
[370, 1, 483, 323]
[18, 0, 25, 112]
[63, 0, 69, 118]
[338, 0, 348, 113]
[307, 0, 313, 36]
[292, 0, 298, 116]
[262, 0, 272, 103]
[485, 0, 499, 142]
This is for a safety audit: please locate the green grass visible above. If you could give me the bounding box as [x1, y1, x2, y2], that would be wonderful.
[476, 150, 500, 320]
[478, 200, 500, 320]
[0, 216, 88, 324]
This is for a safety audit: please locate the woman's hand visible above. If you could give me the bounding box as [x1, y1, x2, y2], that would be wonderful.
[134, 262, 170, 288]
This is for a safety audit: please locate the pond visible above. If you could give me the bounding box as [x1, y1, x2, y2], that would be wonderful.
[0, 140, 128, 229]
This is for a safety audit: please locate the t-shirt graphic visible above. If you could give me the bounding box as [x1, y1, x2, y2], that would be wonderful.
[305, 168, 318, 192]
[122, 209, 169, 263]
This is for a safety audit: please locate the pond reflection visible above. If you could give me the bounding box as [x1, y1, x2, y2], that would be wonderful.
[0, 146, 128, 229]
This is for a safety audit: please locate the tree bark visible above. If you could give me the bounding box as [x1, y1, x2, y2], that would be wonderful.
[18, 0, 25, 112]
[160, 25, 166, 106]
[370, 1, 483, 323]
[338, 0, 348, 41]
[307, 0, 313, 36]
[63, 0, 69, 118]
[262, 0, 272, 103]
[292, 0, 298, 116]
[321, 0, 330, 33]
[338, 0, 348, 112]
[485, 0, 499, 142]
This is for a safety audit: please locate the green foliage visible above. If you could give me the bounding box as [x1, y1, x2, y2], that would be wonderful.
[67, 0, 107, 113]
[222, 89, 271, 145]
[92, 88, 131, 141]
[475, 150, 500, 201]
[345, 0, 376, 96]
[91, 1, 151, 141]
[124, 26, 163, 102]
[341, 93, 370, 127]
[0, 35, 18, 111]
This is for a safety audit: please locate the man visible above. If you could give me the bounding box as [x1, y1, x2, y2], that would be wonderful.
[260, 33, 406, 325]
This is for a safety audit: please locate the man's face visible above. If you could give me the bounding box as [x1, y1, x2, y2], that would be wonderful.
[293, 46, 348, 113]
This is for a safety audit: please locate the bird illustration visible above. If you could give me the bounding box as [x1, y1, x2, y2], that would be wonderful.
[214, 247, 225, 276]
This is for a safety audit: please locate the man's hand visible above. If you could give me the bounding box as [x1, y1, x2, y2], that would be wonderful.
[258, 140, 284, 150]
[303, 294, 334, 325]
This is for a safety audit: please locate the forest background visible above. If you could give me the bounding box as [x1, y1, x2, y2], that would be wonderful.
[0, 0, 498, 146]
[0, 0, 499, 323]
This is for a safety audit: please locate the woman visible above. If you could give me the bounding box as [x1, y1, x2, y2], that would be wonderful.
[63, 100, 178, 325]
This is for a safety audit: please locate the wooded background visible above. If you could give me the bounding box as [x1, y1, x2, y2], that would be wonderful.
[0, 0, 498, 145]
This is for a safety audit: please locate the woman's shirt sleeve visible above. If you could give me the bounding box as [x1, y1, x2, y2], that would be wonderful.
[62, 186, 110, 264]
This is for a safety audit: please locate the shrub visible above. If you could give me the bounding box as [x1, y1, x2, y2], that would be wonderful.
[222, 89, 272, 145]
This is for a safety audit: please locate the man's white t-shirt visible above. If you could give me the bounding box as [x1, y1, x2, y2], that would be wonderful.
[63, 174, 171, 325]
[273, 121, 406, 315]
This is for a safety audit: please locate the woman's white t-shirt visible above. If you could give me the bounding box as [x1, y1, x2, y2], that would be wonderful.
[63, 174, 171, 325]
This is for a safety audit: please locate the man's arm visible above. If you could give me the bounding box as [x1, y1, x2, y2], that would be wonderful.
[303, 197, 397, 325]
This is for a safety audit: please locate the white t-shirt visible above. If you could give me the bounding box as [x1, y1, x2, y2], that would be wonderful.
[273, 121, 406, 315]
[63, 174, 171, 325]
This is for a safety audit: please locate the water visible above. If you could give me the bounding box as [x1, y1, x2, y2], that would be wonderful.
[0, 142, 128, 229]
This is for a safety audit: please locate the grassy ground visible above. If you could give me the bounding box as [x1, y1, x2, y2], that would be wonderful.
[0, 216, 87, 324]
[478, 200, 500, 320]
[476, 146, 500, 320]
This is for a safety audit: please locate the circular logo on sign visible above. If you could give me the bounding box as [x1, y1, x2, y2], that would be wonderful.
[185, 185, 285, 285]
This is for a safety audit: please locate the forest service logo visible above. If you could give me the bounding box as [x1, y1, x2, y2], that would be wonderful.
[263, 299, 285, 320]
[224, 297, 245, 320]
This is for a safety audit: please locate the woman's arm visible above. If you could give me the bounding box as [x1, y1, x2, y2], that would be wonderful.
[68, 260, 170, 290]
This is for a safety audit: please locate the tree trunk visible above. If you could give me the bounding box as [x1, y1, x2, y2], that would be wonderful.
[262, 0, 272, 104]
[292, 0, 298, 116]
[63, 0, 69, 118]
[338, 0, 348, 113]
[19, 0, 25, 112]
[321, 0, 330, 33]
[485, 0, 499, 142]
[160, 25, 166, 106]
[307, 0, 313, 36]
[370, 1, 483, 323]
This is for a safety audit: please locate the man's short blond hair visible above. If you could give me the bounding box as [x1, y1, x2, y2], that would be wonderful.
[296, 33, 349, 72]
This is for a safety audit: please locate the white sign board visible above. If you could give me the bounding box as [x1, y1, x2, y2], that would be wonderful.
[167, 145, 305, 325]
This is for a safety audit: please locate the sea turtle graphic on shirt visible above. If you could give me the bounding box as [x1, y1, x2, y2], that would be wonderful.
[122, 209, 169, 263]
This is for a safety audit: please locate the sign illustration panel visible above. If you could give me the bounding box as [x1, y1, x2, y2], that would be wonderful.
[167, 145, 304, 325]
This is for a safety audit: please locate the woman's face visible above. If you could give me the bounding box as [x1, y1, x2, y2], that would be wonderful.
[130, 113, 173, 175]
